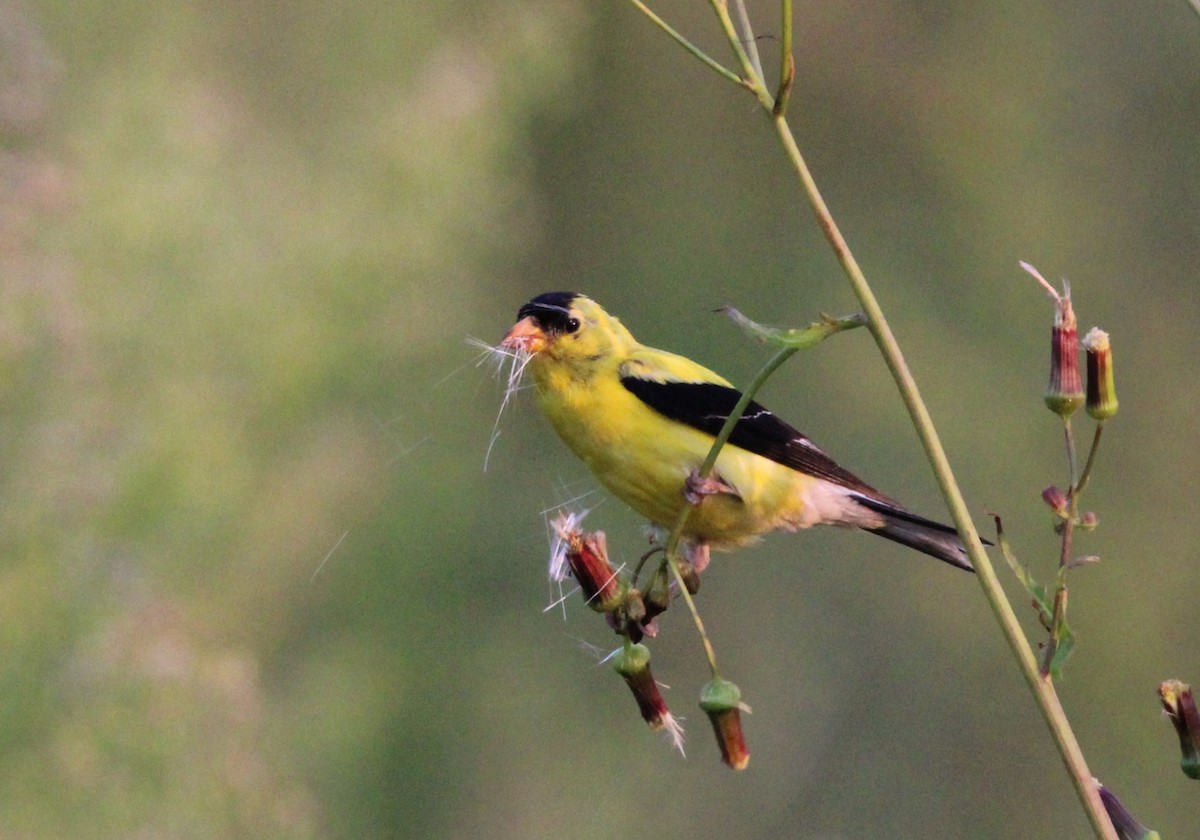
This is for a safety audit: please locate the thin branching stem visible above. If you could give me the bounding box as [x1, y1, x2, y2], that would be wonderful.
[1060, 418, 1079, 579]
[699, 347, 799, 478]
[708, 1, 775, 109]
[1044, 448, 1078, 677]
[626, 0, 752, 91]
[731, 0, 765, 86]
[665, 558, 721, 674]
[766, 106, 1117, 840]
[1064, 417, 1079, 492]
[1045, 421, 1104, 677]
[741, 18, 1113, 840]
[630, 546, 664, 587]
[773, 0, 794, 115]
[1046, 420, 1105, 676]
[1075, 423, 1105, 497]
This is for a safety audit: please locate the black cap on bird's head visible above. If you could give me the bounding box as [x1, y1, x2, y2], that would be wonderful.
[502, 291, 636, 359]
[516, 291, 581, 336]
[502, 291, 582, 355]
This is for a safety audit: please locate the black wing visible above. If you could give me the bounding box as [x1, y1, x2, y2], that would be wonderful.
[621, 376, 883, 496]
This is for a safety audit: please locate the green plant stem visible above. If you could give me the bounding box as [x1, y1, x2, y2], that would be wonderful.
[626, 0, 751, 91]
[708, 1, 774, 109]
[1045, 499, 1076, 670]
[700, 6, 1112, 830]
[1044, 417, 1078, 668]
[1075, 423, 1105, 497]
[1064, 416, 1079, 491]
[1045, 419, 1107, 675]
[773, 0, 794, 115]
[662, 345, 799, 678]
[766, 107, 1116, 840]
[730, 0, 765, 85]
[1044, 421, 1104, 676]
[1059, 417, 1078, 576]
[629, 3, 1116, 835]
[700, 346, 799, 478]
[664, 557, 720, 676]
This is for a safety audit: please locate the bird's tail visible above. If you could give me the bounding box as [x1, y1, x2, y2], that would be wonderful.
[853, 496, 978, 572]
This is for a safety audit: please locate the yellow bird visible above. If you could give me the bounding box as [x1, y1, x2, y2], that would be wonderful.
[500, 292, 974, 571]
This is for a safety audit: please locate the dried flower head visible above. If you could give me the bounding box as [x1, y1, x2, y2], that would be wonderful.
[1022, 262, 1084, 417]
[612, 643, 685, 756]
[549, 512, 623, 613]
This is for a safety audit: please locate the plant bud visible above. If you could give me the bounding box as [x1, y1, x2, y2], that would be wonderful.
[1159, 679, 1200, 780]
[637, 580, 671, 639]
[699, 677, 750, 770]
[612, 644, 669, 726]
[1045, 292, 1084, 416]
[642, 580, 671, 621]
[1098, 783, 1161, 840]
[1042, 485, 1068, 516]
[1022, 262, 1084, 416]
[1084, 327, 1119, 420]
[612, 644, 685, 755]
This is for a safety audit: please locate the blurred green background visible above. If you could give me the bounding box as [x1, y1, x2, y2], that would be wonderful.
[3, 1, 1198, 837]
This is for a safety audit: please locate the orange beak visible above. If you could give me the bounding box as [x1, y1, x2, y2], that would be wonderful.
[500, 316, 548, 354]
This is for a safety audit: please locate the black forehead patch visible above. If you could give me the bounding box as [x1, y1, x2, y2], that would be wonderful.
[517, 291, 580, 333]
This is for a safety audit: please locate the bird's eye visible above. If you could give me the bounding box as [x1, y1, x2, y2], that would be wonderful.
[565, 317, 581, 333]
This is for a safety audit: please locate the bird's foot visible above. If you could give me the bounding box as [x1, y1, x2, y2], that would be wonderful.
[672, 541, 710, 595]
[684, 470, 739, 506]
[685, 541, 710, 575]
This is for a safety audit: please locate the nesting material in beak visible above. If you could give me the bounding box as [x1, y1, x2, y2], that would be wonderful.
[500, 316, 547, 355]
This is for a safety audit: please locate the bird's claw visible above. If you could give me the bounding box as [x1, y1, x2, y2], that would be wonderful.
[686, 541, 710, 575]
[684, 470, 739, 506]
[674, 542, 710, 595]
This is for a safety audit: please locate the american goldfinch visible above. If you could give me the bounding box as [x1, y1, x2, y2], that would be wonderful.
[500, 292, 974, 571]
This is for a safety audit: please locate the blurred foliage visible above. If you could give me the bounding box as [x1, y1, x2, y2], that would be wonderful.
[2, 0, 1199, 838]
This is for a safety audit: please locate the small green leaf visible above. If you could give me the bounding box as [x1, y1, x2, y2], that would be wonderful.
[721, 307, 866, 349]
[1044, 622, 1075, 679]
[1043, 574, 1075, 678]
[1054, 564, 1071, 589]
[992, 515, 1053, 624]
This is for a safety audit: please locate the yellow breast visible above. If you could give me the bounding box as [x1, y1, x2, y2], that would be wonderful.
[530, 356, 820, 547]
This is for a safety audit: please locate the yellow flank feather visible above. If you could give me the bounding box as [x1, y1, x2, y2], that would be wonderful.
[499, 292, 974, 570]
